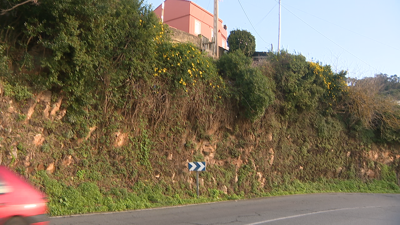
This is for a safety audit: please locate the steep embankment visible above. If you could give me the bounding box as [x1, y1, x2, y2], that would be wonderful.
[0, 78, 399, 216]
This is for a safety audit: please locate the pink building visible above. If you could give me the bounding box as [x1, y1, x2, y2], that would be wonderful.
[154, 0, 228, 49]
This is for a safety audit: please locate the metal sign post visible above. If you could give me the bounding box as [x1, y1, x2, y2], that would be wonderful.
[188, 162, 206, 197]
[196, 171, 199, 197]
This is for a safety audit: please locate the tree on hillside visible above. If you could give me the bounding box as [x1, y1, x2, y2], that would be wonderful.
[374, 73, 400, 100]
[227, 29, 255, 57]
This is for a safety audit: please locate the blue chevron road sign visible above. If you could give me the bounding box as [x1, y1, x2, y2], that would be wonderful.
[188, 162, 206, 171]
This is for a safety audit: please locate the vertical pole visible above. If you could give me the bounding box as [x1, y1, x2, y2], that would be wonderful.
[196, 171, 199, 197]
[161, 1, 165, 23]
[213, 0, 219, 57]
[278, 0, 281, 53]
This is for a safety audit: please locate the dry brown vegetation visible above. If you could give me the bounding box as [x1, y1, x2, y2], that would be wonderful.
[346, 77, 400, 130]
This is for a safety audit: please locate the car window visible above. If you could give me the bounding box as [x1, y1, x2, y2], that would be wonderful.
[0, 176, 11, 194]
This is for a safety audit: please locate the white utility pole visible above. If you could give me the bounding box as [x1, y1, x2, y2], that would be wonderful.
[278, 0, 281, 52]
[213, 0, 219, 57]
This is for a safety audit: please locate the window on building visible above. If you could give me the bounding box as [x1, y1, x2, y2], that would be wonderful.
[195, 20, 201, 35]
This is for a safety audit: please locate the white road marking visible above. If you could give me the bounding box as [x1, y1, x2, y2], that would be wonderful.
[245, 206, 380, 225]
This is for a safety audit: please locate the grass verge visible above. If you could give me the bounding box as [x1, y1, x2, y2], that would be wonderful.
[32, 171, 400, 216]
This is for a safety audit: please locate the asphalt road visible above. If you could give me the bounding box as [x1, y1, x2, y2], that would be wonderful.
[50, 193, 400, 225]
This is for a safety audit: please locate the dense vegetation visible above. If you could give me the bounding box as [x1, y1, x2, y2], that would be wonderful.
[0, 0, 399, 216]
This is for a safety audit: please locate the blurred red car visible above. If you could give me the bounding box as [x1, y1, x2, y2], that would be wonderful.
[0, 166, 49, 225]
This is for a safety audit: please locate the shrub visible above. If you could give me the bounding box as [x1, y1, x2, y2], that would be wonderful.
[218, 51, 274, 121]
[309, 61, 348, 111]
[2, 81, 33, 102]
[264, 51, 347, 118]
[0, 44, 11, 77]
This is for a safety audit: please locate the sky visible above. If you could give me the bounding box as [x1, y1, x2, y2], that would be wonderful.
[144, 0, 400, 79]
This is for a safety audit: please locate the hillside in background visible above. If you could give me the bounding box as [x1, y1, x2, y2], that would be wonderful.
[1, 0, 400, 216]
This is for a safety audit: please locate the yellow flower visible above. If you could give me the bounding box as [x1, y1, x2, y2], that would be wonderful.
[177, 63, 180, 66]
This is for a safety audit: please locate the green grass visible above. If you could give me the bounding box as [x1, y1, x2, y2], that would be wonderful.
[33, 170, 399, 216]
[265, 178, 400, 197]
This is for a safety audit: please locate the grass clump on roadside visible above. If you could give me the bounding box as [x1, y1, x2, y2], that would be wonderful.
[33, 169, 399, 216]
[266, 178, 400, 197]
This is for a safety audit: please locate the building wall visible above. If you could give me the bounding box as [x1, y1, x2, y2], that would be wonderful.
[154, 4, 163, 21]
[168, 26, 201, 48]
[154, 0, 227, 49]
[188, 2, 213, 39]
[163, 0, 190, 23]
[168, 16, 191, 32]
[188, 1, 227, 49]
[167, 27, 225, 59]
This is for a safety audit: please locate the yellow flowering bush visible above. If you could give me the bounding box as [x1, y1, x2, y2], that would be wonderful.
[153, 22, 168, 45]
[154, 42, 225, 97]
[268, 51, 347, 117]
[309, 61, 348, 110]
